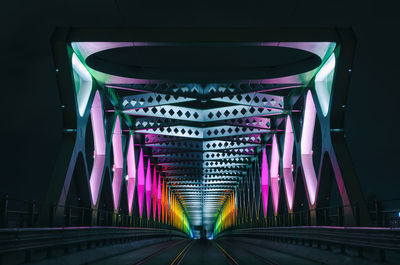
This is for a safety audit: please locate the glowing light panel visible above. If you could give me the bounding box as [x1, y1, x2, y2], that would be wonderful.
[315, 53, 336, 117]
[71, 53, 92, 116]
[214, 192, 235, 235]
[137, 148, 145, 217]
[145, 159, 152, 219]
[270, 134, 280, 215]
[301, 90, 318, 205]
[282, 116, 295, 210]
[126, 134, 136, 214]
[111, 116, 123, 210]
[261, 147, 269, 217]
[89, 91, 106, 206]
[153, 168, 157, 221]
[157, 175, 161, 221]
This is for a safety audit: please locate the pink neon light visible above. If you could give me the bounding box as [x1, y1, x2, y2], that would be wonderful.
[145, 159, 152, 219]
[111, 116, 123, 210]
[137, 148, 145, 218]
[157, 175, 162, 221]
[89, 156, 105, 206]
[270, 134, 280, 215]
[126, 134, 136, 214]
[301, 90, 318, 205]
[112, 168, 123, 210]
[152, 168, 157, 221]
[89, 91, 106, 206]
[282, 116, 295, 210]
[261, 148, 269, 217]
[112, 116, 123, 168]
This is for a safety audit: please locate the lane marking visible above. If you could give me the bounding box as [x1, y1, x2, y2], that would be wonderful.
[133, 239, 187, 265]
[170, 241, 194, 265]
[215, 241, 240, 265]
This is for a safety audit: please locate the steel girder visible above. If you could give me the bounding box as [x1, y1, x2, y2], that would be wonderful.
[125, 105, 284, 122]
[136, 125, 271, 139]
[110, 83, 301, 99]
[121, 93, 197, 109]
[47, 29, 368, 233]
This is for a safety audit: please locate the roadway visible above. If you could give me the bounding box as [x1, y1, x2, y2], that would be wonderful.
[89, 238, 322, 265]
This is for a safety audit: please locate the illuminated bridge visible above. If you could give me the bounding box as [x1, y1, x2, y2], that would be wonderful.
[1, 28, 399, 265]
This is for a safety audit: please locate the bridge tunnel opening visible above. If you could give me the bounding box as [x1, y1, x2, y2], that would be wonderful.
[18, 29, 367, 258]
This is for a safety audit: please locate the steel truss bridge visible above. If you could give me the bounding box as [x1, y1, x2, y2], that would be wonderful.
[1, 28, 398, 265]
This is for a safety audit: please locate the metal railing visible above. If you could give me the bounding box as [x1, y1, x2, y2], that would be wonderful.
[231, 199, 400, 230]
[0, 195, 177, 231]
[1, 196, 399, 231]
[0, 226, 188, 265]
[215, 226, 400, 263]
[0, 196, 190, 264]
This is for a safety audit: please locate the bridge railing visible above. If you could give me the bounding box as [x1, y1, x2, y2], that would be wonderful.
[1, 196, 399, 230]
[0, 195, 176, 231]
[232, 199, 400, 230]
[0, 226, 188, 265]
[0, 196, 191, 264]
[215, 226, 400, 263]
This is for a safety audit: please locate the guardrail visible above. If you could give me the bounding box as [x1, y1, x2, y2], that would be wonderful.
[0, 196, 177, 230]
[0, 226, 188, 265]
[216, 226, 400, 262]
[232, 198, 400, 228]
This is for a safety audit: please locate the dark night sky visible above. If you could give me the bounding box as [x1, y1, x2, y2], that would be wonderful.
[1, 0, 399, 204]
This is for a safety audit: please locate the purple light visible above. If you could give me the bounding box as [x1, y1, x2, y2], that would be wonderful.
[90, 92, 106, 155]
[301, 90, 318, 205]
[157, 175, 162, 221]
[126, 134, 136, 214]
[112, 116, 123, 168]
[145, 159, 152, 219]
[71, 42, 133, 59]
[137, 148, 145, 218]
[112, 168, 123, 210]
[89, 91, 106, 206]
[283, 116, 295, 210]
[261, 147, 269, 217]
[270, 134, 280, 215]
[111, 116, 123, 210]
[152, 167, 157, 221]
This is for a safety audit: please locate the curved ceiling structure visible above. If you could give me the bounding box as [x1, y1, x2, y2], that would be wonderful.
[85, 45, 321, 80]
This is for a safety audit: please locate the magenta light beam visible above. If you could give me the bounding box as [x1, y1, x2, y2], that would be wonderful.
[301, 90, 318, 205]
[282, 116, 295, 210]
[145, 158, 152, 219]
[270, 134, 280, 215]
[261, 147, 269, 217]
[137, 148, 145, 218]
[89, 91, 106, 206]
[157, 175, 162, 221]
[126, 134, 136, 214]
[111, 116, 123, 210]
[152, 167, 157, 221]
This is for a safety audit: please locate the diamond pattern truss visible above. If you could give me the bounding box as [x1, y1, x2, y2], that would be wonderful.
[65, 38, 365, 233]
[121, 85, 279, 230]
[124, 104, 284, 122]
[116, 82, 285, 229]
